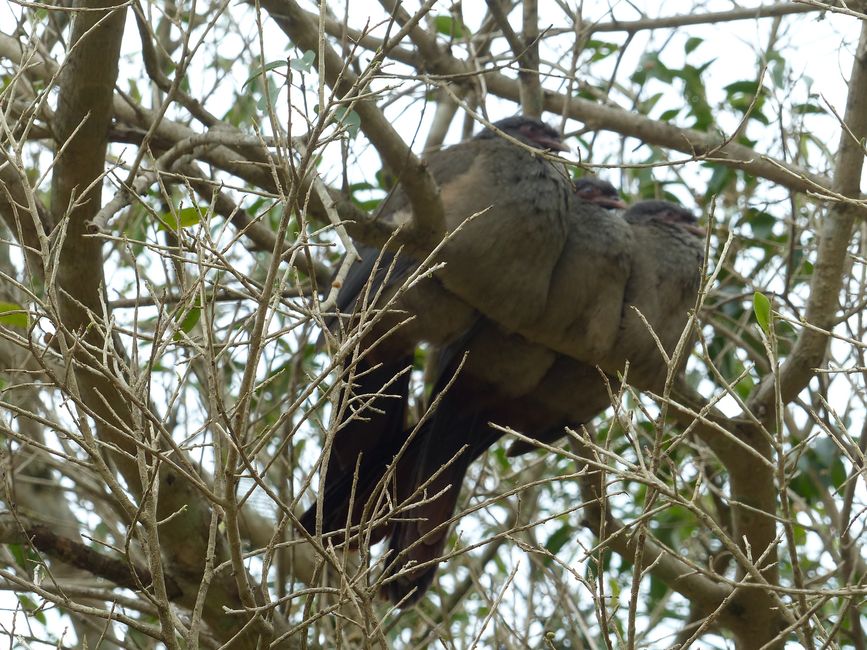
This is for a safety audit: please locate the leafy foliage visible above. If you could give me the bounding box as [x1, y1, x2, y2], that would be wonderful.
[0, 2, 864, 648]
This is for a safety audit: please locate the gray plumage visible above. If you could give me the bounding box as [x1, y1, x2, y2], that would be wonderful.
[301, 116, 571, 544]
[506, 199, 705, 456]
[599, 200, 705, 391]
[305, 117, 706, 604]
[385, 199, 705, 600]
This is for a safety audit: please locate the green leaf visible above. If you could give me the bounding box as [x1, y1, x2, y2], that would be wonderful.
[178, 306, 201, 335]
[724, 80, 763, 95]
[334, 106, 361, 138]
[789, 471, 818, 502]
[0, 302, 28, 328]
[639, 91, 663, 113]
[813, 437, 838, 468]
[634, 53, 674, 84]
[680, 64, 713, 130]
[17, 595, 47, 624]
[704, 163, 735, 198]
[725, 80, 769, 125]
[354, 198, 382, 211]
[8, 543, 27, 568]
[433, 15, 468, 38]
[753, 291, 772, 334]
[735, 373, 756, 399]
[127, 77, 142, 103]
[587, 40, 618, 62]
[649, 574, 667, 601]
[747, 208, 776, 240]
[544, 524, 573, 557]
[243, 60, 286, 89]
[222, 91, 257, 127]
[684, 36, 703, 54]
[769, 54, 786, 88]
[158, 206, 207, 231]
[255, 76, 280, 112]
[792, 102, 826, 115]
[290, 49, 315, 72]
[799, 438, 848, 492]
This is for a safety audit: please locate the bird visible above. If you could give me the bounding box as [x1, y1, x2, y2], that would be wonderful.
[458, 192, 704, 390]
[598, 199, 705, 392]
[377, 182, 634, 603]
[573, 176, 627, 210]
[300, 116, 573, 540]
[304, 117, 705, 604]
[381, 199, 704, 601]
[403, 116, 575, 332]
[505, 199, 705, 455]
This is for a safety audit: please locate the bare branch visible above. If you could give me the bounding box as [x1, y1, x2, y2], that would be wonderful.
[259, 0, 446, 244]
[749, 21, 867, 414]
[560, 3, 832, 35]
[288, 4, 841, 198]
[0, 516, 182, 598]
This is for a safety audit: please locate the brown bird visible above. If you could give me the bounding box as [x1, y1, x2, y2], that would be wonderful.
[413, 117, 574, 331]
[301, 116, 572, 540]
[507, 199, 705, 455]
[378, 182, 634, 603]
[573, 176, 627, 210]
[305, 115, 705, 604]
[599, 199, 705, 391]
[382, 199, 704, 602]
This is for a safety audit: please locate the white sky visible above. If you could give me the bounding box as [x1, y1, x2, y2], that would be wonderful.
[0, 1, 864, 646]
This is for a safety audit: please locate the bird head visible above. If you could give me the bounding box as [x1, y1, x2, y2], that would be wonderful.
[476, 116, 570, 152]
[624, 200, 705, 237]
[573, 177, 627, 210]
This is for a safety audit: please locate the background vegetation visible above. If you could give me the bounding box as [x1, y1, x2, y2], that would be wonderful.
[0, 0, 865, 648]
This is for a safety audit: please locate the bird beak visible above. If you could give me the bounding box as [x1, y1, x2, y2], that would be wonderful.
[597, 197, 627, 210]
[685, 224, 707, 238]
[537, 137, 570, 153]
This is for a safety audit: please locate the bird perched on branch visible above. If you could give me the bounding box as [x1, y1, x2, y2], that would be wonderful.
[599, 199, 705, 391]
[301, 116, 573, 541]
[504, 200, 704, 456]
[302, 113, 705, 605]
[573, 176, 627, 209]
[381, 198, 704, 602]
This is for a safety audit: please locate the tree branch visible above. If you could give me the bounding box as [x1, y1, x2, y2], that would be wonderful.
[749, 20, 867, 415]
[49, 0, 137, 482]
[0, 150, 49, 278]
[484, 0, 543, 117]
[0, 517, 183, 598]
[257, 0, 446, 244]
[280, 4, 840, 199]
[0, 33, 383, 258]
[520, 0, 543, 118]
[557, 3, 831, 35]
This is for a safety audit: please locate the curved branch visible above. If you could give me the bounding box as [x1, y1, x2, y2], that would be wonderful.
[748, 21, 867, 415]
[290, 4, 841, 198]
[0, 151, 49, 278]
[0, 516, 182, 598]
[559, 3, 831, 35]
[258, 0, 446, 244]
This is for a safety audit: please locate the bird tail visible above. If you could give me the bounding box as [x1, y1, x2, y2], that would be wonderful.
[380, 384, 500, 605]
[302, 246, 419, 542]
[381, 419, 474, 605]
[299, 355, 413, 545]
